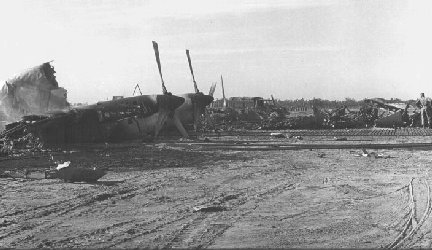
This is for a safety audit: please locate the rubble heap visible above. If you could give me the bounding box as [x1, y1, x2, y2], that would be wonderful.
[200, 102, 422, 132]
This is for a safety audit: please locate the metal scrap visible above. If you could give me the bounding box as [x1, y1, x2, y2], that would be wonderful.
[192, 205, 227, 213]
[352, 149, 392, 159]
[55, 166, 107, 183]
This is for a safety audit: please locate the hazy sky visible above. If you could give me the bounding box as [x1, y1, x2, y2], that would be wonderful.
[1, 0, 432, 103]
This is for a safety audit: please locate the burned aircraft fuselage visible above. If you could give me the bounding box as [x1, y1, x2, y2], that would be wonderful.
[26, 94, 184, 144]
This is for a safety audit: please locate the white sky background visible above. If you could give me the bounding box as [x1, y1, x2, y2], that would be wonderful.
[0, 0, 431, 103]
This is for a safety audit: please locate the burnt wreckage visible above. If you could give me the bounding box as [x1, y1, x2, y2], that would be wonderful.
[0, 46, 428, 147]
[0, 60, 185, 144]
[203, 95, 422, 131]
[0, 41, 222, 145]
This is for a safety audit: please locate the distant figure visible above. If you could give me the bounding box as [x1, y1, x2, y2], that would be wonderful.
[415, 93, 432, 128]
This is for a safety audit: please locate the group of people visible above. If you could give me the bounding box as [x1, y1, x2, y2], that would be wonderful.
[416, 93, 432, 128]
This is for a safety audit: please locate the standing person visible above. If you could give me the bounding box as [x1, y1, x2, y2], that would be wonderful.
[416, 93, 432, 128]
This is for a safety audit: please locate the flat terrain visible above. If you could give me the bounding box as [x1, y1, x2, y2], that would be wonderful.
[2, 130, 432, 248]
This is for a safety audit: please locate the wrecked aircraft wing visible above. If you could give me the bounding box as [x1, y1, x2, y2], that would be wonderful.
[0, 62, 69, 122]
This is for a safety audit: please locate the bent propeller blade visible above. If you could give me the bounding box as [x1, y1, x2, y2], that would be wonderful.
[173, 112, 189, 138]
[186, 49, 199, 93]
[152, 41, 168, 94]
[154, 110, 169, 138]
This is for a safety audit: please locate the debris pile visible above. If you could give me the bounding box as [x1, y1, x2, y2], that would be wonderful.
[201, 105, 346, 131]
[200, 98, 426, 132]
[201, 108, 252, 131]
[0, 116, 47, 156]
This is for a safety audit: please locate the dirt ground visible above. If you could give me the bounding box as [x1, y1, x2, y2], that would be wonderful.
[2, 131, 432, 248]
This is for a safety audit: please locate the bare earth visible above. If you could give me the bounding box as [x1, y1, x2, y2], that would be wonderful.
[2, 132, 432, 248]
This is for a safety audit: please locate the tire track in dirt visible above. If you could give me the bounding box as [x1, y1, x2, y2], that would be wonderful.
[84, 164, 296, 248]
[0, 174, 144, 221]
[37, 174, 210, 248]
[87, 184, 235, 248]
[0, 182, 139, 222]
[102, 213, 202, 248]
[0, 183, 140, 246]
[24, 178, 178, 248]
[168, 177, 428, 249]
[397, 179, 432, 248]
[196, 182, 297, 249]
[385, 178, 432, 249]
[162, 180, 297, 249]
[88, 162, 294, 248]
[0, 173, 155, 247]
[84, 192, 221, 248]
[2, 154, 296, 248]
[384, 178, 416, 249]
[163, 213, 209, 248]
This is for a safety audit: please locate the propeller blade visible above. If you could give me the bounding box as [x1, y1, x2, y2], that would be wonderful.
[173, 112, 189, 138]
[154, 110, 169, 138]
[208, 82, 216, 97]
[186, 49, 199, 93]
[220, 75, 226, 107]
[192, 101, 200, 131]
[152, 41, 168, 94]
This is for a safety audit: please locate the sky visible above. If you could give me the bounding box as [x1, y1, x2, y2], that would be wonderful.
[0, 0, 432, 103]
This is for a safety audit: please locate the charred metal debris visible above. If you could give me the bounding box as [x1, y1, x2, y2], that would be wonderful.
[201, 97, 422, 132]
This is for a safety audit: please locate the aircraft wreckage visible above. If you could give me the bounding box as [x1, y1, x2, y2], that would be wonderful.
[0, 43, 429, 147]
[0, 65, 185, 143]
[0, 41, 218, 144]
